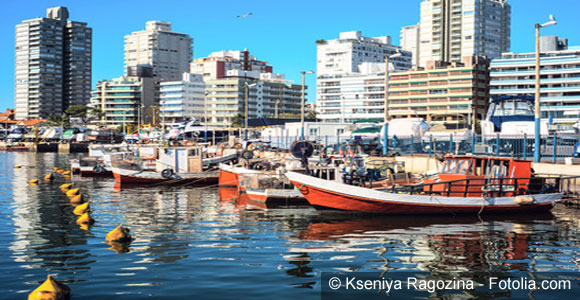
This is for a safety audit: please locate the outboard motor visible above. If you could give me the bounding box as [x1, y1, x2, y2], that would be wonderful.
[290, 141, 314, 174]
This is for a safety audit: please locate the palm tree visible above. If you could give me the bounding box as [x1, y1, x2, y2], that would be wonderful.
[231, 113, 244, 128]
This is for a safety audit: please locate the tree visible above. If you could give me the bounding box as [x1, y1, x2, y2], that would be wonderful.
[315, 39, 327, 45]
[47, 115, 70, 128]
[65, 105, 103, 124]
[306, 111, 317, 120]
[278, 113, 301, 119]
[231, 113, 245, 128]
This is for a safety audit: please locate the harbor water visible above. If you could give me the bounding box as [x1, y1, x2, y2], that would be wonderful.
[1, 151, 580, 299]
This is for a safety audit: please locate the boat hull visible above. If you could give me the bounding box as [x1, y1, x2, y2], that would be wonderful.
[218, 164, 262, 187]
[286, 171, 559, 215]
[79, 166, 112, 177]
[112, 167, 218, 185]
[218, 165, 239, 187]
[243, 188, 307, 205]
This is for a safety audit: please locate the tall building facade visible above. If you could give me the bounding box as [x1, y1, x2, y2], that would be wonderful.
[317, 31, 412, 76]
[190, 49, 272, 81]
[418, 0, 510, 67]
[400, 24, 421, 67]
[388, 56, 490, 125]
[14, 6, 92, 120]
[191, 50, 303, 126]
[204, 71, 303, 126]
[160, 73, 206, 126]
[490, 38, 580, 126]
[89, 76, 155, 127]
[316, 31, 412, 123]
[317, 63, 388, 123]
[124, 21, 193, 82]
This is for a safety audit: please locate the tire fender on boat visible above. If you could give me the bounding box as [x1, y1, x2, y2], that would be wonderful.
[93, 165, 104, 174]
[161, 169, 174, 179]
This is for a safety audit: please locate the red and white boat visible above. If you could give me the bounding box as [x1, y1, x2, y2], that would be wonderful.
[286, 156, 568, 214]
[218, 163, 261, 187]
[237, 171, 308, 205]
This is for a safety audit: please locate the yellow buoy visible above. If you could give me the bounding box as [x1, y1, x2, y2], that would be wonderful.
[73, 202, 90, 215]
[56, 169, 65, 174]
[76, 212, 94, 225]
[62, 171, 71, 175]
[59, 183, 73, 190]
[107, 241, 131, 254]
[69, 194, 83, 204]
[44, 173, 54, 181]
[27, 275, 70, 300]
[106, 224, 132, 243]
[53, 167, 60, 171]
[65, 188, 80, 197]
[14, 165, 22, 169]
[29, 179, 39, 185]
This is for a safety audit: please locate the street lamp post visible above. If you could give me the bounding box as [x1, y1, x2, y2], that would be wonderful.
[137, 103, 143, 140]
[161, 100, 165, 137]
[534, 15, 557, 162]
[204, 90, 209, 143]
[244, 82, 257, 140]
[300, 70, 314, 140]
[383, 52, 402, 156]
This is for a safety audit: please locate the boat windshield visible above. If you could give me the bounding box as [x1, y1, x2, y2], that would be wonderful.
[491, 100, 534, 117]
[441, 159, 472, 174]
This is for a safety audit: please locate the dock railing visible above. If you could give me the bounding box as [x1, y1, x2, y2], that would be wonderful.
[382, 175, 580, 199]
[261, 133, 580, 162]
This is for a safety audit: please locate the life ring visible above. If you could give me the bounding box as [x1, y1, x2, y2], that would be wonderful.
[93, 165, 104, 174]
[161, 169, 174, 178]
[141, 138, 150, 144]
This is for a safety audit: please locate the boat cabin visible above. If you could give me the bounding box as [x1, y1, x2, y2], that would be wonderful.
[425, 156, 533, 197]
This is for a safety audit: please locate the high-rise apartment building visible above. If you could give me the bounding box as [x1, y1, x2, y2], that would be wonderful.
[160, 73, 206, 126]
[317, 63, 389, 123]
[192, 49, 303, 126]
[204, 73, 303, 126]
[490, 37, 580, 127]
[89, 75, 155, 127]
[400, 24, 421, 67]
[190, 49, 272, 81]
[124, 21, 193, 82]
[14, 6, 92, 120]
[317, 31, 412, 76]
[418, 0, 510, 67]
[316, 31, 412, 123]
[388, 56, 490, 124]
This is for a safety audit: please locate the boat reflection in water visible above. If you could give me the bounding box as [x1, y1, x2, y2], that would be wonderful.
[290, 208, 579, 297]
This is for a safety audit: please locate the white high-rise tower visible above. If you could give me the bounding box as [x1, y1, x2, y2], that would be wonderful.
[418, 0, 510, 67]
[124, 21, 193, 82]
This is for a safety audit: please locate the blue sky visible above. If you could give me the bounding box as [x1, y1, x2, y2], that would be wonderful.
[0, 0, 577, 111]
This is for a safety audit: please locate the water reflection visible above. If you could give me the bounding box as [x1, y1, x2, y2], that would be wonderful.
[0, 152, 579, 299]
[7, 152, 94, 280]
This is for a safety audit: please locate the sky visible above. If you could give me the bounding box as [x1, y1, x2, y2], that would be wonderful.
[0, 0, 578, 111]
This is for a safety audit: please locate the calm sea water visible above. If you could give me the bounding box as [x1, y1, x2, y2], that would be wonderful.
[1, 151, 580, 299]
